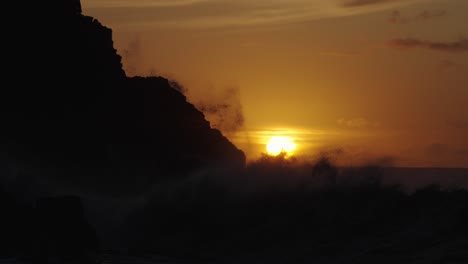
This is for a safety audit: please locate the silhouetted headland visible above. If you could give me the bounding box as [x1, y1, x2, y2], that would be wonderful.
[1, 0, 245, 196]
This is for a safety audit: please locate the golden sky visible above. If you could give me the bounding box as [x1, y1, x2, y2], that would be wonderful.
[82, 0, 468, 168]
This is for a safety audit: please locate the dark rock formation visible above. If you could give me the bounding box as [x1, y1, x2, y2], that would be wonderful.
[1, 0, 245, 194]
[33, 196, 100, 263]
[0, 186, 27, 258]
[0, 189, 100, 262]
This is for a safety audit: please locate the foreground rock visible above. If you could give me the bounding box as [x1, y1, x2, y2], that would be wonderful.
[1, 0, 245, 195]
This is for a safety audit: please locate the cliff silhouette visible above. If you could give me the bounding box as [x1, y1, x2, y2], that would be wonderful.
[1, 0, 245, 194]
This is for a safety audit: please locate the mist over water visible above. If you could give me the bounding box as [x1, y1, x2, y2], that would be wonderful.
[3, 150, 468, 263]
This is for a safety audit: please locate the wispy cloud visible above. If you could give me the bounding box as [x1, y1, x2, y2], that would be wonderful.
[388, 10, 446, 24]
[82, 0, 421, 30]
[83, 0, 213, 8]
[342, 0, 405, 8]
[389, 38, 468, 53]
[416, 10, 447, 20]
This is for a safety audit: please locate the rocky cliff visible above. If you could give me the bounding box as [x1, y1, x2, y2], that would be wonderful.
[1, 0, 245, 194]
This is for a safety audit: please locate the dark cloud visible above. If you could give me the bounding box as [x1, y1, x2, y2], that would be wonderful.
[388, 10, 446, 24]
[342, 0, 399, 8]
[389, 38, 468, 53]
[416, 10, 447, 21]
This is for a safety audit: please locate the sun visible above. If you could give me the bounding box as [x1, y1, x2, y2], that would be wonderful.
[266, 136, 297, 156]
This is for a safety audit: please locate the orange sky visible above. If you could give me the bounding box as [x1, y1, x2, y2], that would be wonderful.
[82, 0, 468, 168]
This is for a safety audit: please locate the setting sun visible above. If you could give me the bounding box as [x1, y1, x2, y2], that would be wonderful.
[266, 136, 297, 156]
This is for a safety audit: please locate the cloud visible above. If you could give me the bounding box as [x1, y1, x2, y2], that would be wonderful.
[83, 0, 212, 8]
[389, 38, 468, 53]
[416, 10, 447, 21]
[82, 0, 420, 30]
[388, 10, 446, 24]
[337, 118, 379, 128]
[342, 0, 403, 8]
